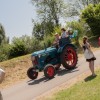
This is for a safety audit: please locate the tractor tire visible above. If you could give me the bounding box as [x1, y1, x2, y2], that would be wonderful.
[27, 67, 38, 80]
[44, 64, 55, 79]
[61, 46, 78, 70]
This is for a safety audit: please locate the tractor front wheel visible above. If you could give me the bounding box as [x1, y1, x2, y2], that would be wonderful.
[44, 64, 55, 79]
[27, 67, 38, 80]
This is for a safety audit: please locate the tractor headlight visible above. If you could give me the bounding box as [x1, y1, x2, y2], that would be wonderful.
[31, 56, 38, 65]
[31, 56, 35, 61]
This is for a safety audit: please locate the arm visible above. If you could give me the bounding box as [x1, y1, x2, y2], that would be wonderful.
[86, 42, 93, 53]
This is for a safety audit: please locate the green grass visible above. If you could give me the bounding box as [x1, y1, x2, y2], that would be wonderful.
[49, 70, 100, 100]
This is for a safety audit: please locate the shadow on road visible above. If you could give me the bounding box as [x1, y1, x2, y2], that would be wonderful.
[27, 76, 51, 85]
[84, 75, 97, 82]
[56, 67, 79, 76]
[27, 67, 79, 85]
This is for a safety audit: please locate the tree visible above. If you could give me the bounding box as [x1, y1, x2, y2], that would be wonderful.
[70, 0, 100, 16]
[32, 0, 65, 26]
[32, 0, 67, 37]
[82, 4, 100, 36]
[0, 23, 9, 45]
[32, 20, 55, 39]
[0, 24, 6, 45]
[32, 22, 44, 40]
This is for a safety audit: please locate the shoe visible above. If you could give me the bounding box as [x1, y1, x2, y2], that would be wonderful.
[92, 74, 97, 77]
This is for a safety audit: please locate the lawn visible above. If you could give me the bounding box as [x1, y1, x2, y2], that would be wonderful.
[48, 69, 100, 100]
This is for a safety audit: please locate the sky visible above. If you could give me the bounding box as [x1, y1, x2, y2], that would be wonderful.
[0, 0, 78, 41]
[0, 0, 36, 41]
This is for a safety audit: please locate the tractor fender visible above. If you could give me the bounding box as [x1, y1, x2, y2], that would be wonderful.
[58, 44, 77, 53]
[44, 64, 54, 68]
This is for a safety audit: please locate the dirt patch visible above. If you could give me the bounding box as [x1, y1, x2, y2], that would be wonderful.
[0, 55, 32, 89]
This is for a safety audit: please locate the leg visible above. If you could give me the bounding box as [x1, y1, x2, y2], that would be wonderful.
[0, 91, 3, 100]
[91, 61, 96, 76]
[89, 61, 95, 76]
[89, 61, 92, 73]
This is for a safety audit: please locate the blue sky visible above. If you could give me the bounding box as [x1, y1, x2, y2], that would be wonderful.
[0, 0, 78, 41]
[0, 0, 36, 41]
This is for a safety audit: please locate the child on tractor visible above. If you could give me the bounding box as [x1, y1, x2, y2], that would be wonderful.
[61, 28, 69, 38]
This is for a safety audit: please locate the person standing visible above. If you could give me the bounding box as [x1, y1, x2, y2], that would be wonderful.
[82, 36, 96, 76]
[0, 68, 5, 100]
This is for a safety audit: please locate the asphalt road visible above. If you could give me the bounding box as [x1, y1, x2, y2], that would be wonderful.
[1, 50, 100, 100]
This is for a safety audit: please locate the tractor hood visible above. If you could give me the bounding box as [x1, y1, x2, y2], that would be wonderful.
[31, 47, 57, 56]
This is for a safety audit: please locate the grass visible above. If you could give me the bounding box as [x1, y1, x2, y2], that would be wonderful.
[47, 69, 100, 100]
[0, 54, 32, 89]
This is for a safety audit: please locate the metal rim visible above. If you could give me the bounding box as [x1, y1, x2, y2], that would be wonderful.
[64, 47, 77, 67]
[47, 66, 54, 77]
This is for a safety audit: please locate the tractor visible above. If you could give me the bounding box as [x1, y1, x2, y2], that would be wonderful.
[27, 37, 78, 80]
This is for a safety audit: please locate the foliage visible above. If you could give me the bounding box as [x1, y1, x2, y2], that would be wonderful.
[82, 4, 100, 36]
[0, 23, 6, 45]
[9, 38, 27, 58]
[66, 20, 92, 44]
[32, 20, 55, 39]
[67, 20, 92, 37]
[32, 0, 66, 37]
[32, 22, 44, 40]
[69, 0, 100, 17]
[0, 44, 11, 62]
[43, 35, 54, 47]
[32, 0, 65, 26]
[53, 26, 62, 35]
[9, 36, 42, 58]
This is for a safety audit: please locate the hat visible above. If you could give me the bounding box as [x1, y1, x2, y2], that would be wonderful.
[54, 33, 58, 36]
[83, 36, 88, 39]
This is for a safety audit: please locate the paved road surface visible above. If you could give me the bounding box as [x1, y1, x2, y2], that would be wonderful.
[1, 50, 100, 100]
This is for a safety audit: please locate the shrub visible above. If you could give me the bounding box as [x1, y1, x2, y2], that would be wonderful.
[9, 37, 27, 58]
[66, 20, 92, 44]
[9, 36, 42, 58]
[0, 44, 11, 61]
[82, 4, 100, 36]
[43, 35, 55, 47]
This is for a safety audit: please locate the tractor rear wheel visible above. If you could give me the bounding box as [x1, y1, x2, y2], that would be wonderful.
[44, 64, 55, 79]
[61, 46, 78, 70]
[27, 67, 38, 80]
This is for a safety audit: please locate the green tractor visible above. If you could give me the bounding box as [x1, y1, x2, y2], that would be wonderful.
[27, 37, 78, 80]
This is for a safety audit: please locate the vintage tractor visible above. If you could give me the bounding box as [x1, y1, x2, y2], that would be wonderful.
[27, 37, 78, 80]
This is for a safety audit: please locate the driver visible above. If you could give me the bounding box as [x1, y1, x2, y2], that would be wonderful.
[53, 33, 60, 48]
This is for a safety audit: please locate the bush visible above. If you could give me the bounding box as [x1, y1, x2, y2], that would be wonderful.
[0, 44, 11, 61]
[43, 35, 55, 47]
[82, 4, 100, 36]
[66, 20, 92, 44]
[9, 38, 26, 58]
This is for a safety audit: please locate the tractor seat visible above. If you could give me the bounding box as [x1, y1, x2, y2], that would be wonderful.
[59, 37, 71, 47]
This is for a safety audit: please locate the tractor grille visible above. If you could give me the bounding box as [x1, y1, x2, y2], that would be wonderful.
[31, 56, 38, 65]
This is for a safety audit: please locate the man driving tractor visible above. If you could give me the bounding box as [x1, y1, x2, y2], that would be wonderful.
[53, 28, 69, 48]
